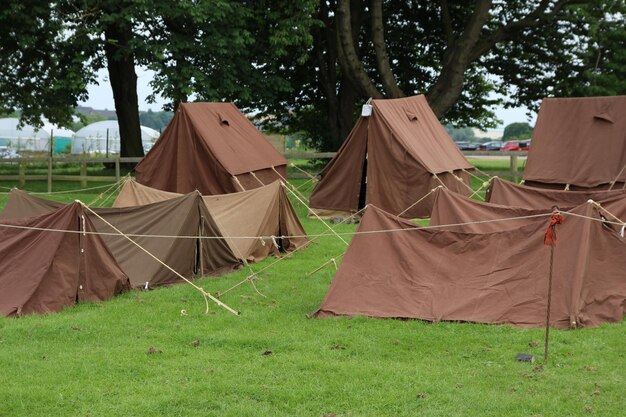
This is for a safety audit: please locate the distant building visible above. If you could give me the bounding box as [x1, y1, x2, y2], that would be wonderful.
[75, 106, 117, 119]
[472, 128, 503, 141]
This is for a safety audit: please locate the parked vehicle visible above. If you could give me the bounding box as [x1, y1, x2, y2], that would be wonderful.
[478, 141, 503, 151]
[501, 141, 522, 151]
[455, 141, 478, 151]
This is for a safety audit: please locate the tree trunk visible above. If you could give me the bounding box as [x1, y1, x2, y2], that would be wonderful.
[314, 0, 362, 151]
[337, 77, 359, 145]
[370, 0, 404, 98]
[336, 0, 383, 99]
[104, 22, 143, 158]
[164, 15, 191, 112]
[426, 0, 493, 117]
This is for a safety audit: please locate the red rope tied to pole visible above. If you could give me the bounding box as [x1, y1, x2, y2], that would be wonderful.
[544, 210, 564, 246]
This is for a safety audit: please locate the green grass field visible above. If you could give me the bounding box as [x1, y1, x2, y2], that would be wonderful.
[0, 174, 624, 417]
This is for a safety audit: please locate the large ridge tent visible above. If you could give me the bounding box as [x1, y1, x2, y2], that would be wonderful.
[524, 96, 626, 189]
[309, 95, 473, 218]
[0, 203, 130, 316]
[135, 102, 288, 195]
[487, 177, 626, 216]
[314, 202, 626, 328]
[113, 179, 309, 262]
[1, 190, 241, 288]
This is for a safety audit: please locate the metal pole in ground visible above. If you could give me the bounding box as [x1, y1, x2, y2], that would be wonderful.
[543, 208, 563, 363]
[544, 230, 555, 363]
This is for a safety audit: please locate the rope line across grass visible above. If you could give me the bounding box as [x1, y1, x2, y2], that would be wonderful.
[1, 210, 622, 240]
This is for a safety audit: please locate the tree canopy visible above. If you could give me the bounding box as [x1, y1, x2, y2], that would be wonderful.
[503, 122, 533, 140]
[1, 0, 624, 154]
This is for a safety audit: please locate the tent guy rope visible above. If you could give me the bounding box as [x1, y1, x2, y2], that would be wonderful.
[289, 162, 319, 182]
[88, 175, 129, 207]
[397, 187, 439, 217]
[0, 182, 125, 195]
[1, 204, 622, 240]
[469, 176, 494, 200]
[270, 166, 313, 205]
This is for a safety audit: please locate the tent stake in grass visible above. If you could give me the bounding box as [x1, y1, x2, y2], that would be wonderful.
[544, 207, 563, 363]
[306, 257, 337, 277]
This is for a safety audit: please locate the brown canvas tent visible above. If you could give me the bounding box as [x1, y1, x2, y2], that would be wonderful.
[1, 190, 241, 288]
[524, 96, 626, 189]
[0, 203, 130, 316]
[113, 179, 308, 262]
[314, 203, 626, 328]
[487, 177, 626, 218]
[135, 102, 288, 195]
[309, 95, 473, 218]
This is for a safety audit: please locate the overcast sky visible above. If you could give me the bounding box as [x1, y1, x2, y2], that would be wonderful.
[79, 68, 537, 129]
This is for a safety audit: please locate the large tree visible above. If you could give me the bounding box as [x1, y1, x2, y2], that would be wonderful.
[0, 1, 147, 157]
[0, 1, 95, 128]
[1, 0, 318, 157]
[248, 0, 625, 151]
[2, 1, 623, 156]
[143, 0, 318, 113]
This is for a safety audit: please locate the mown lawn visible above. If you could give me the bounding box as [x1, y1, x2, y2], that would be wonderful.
[0, 177, 623, 417]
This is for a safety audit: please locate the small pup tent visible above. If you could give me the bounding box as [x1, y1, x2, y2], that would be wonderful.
[314, 202, 626, 328]
[1, 190, 240, 288]
[309, 95, 473, 218]
[135, 102, 288, 195]
[113, 179, 309, 262]
[524, 96, 626, 189]
[0, 203, 130, 316]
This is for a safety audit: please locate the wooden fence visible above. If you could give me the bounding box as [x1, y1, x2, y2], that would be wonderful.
[0, 151, 527, 192]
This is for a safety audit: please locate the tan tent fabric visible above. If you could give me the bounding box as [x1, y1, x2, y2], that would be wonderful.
[113, 179, 308, 262]
[1, 190, 240, 288]
[430, 187, 552, 233]
[487, 177, 626, 218]
[0, 203, 130, 316]
[310, 95, 473, 218]
[524, 96, 626, 188]
[135, 102, 288, 195]
[314, 204, 626, 328]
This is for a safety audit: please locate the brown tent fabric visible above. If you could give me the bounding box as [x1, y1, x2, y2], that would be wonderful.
[430, 187, 553, 233]
[1, 190, 240, 288]
[314, 204, 626, 328]
[113, 179, 308, 262]
[309, 95, 473, 218]
[135, 102, 288, 195]
[487, 177, 626, 219]
[524, 96, 626, 188]
[0, 203, 130, 316]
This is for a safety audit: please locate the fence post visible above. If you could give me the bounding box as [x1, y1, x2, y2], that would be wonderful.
[80, 160, 87, 188]
[115, 157, 120, 182]
[18, 161, 25, 187]
[47, 156, 53, 193]
[510, 154, 518, 181]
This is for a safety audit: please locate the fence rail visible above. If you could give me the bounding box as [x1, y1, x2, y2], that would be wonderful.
[0, 151, 527, 191]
